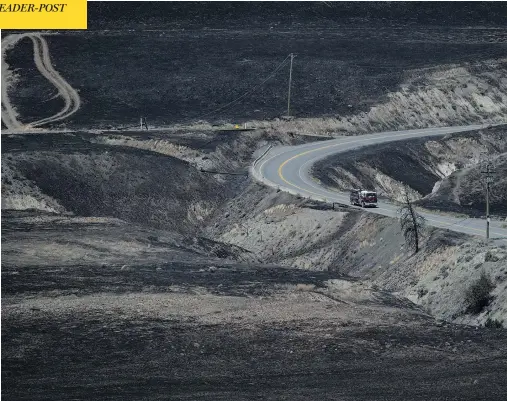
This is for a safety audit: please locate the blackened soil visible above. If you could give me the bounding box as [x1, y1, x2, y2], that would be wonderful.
[85, 3, 507, 30]
[2, 133, 236, 234]
[313, 137, 441, 195]
[4, 23, 507, 128]
[3, 210, 507, 401]
[418, 154, 507, 218]
[3, 313, 507, 401]
[1, 261, 339, 299]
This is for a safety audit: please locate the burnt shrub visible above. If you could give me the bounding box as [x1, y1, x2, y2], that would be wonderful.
[485, 251, 500, 262]
[464, 271, 494, 314]
[484, 318, 503, 328]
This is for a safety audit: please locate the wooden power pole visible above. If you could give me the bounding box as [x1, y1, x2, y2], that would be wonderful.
[287, 53, 294, 117]
[140, 117, 148, 130]
[481, 157, 494, 240]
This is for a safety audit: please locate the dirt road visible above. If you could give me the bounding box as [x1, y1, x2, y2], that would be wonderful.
[1, 33, 81, 131]
[1, 34, 25, 130]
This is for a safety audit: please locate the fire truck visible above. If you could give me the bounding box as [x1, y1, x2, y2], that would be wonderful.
[350, 189, 378, 208]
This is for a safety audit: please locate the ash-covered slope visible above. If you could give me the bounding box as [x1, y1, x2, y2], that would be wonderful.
[210, 187, 507, 327]
[418, 153, 507, 217]
[88, 2, 507, 30]
[3, 12, 507, 129]
[3, 128, 507, 401]
[2, 133, 233, 233]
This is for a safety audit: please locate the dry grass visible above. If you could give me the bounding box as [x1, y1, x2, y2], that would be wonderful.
[296, 283, 316, 292]
[465, 271, 494, 314]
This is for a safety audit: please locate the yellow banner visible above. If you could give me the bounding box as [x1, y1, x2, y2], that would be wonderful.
[0, 0, 87, 29]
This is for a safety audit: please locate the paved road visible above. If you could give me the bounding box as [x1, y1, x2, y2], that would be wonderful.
[252, 125, 507, 241]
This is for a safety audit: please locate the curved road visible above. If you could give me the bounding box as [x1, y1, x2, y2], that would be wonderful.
[1, 33, 81, 131]
[252, 125, 507, 241]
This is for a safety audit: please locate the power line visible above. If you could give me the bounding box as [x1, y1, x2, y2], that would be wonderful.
[287, 53, 295, 117]
[190, 53, 292, 121]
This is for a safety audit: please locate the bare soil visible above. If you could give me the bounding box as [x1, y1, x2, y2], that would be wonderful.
[3, 211, 507, 400]
[4, 307, 507, 401]
[3, 5, 507, 399]
[3, 22, 507, 129]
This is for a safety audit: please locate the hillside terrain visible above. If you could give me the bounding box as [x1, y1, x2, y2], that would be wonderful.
[3, 130, 507, 400]
[5, 231, 507, 401]
[4, 132, 507, 400]
[258, 59, 507, 135]
[207, 182, 507, 327]
[2, 25, 507, 131]
[2, 128, 507, 400]
[87, 2, 507, 30]
[4, 128, 507, 326]
[3, 3, 507, 400]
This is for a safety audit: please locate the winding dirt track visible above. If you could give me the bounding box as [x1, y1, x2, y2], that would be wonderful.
[1, 33, 81, 130]
[1, 34, 24, 130]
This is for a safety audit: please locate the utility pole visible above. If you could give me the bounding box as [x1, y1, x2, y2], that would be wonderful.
[140, 117, 148, 130]
[481, 156, 494, 240]
[287, 53, 294, 117]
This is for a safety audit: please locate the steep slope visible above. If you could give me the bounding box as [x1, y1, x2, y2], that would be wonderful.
[419, 153, 507, 216]
[210, 191, 507, 327]
[1, 133, 232, 234]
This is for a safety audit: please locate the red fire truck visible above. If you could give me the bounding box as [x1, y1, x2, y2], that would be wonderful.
[349, 189, 378, 208]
